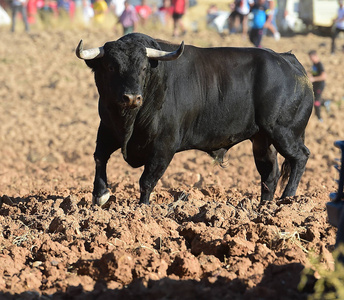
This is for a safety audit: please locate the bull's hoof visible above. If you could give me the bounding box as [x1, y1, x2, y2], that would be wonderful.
[92, 191, 110, 206]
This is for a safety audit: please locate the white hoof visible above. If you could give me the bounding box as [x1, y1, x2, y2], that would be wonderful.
[92, 191, 110, 206]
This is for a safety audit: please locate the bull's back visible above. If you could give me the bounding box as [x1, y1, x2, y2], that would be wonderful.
[155, 43, 313, 151]
[160, 45, 260, 150]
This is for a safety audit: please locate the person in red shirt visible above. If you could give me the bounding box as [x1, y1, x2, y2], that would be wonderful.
[172, 0, 188, 37]
[27, 0, 37, 24]
[135, 0, 151, 25]
[158, 0, 173, 26]
[119, 0, 138, 34]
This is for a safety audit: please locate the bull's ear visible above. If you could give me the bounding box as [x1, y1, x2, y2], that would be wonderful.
[85, 58, 100, 70]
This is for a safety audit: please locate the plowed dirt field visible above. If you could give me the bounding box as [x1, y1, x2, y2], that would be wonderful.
[1, 26, 344, 299]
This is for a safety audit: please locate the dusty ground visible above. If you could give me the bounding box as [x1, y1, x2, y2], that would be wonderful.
[0, 24, 344, 299]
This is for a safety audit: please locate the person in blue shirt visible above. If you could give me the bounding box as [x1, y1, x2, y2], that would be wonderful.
[249, 0, 269, 47]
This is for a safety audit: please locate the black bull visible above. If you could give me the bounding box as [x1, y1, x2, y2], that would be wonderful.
[76, 33, 314, 206]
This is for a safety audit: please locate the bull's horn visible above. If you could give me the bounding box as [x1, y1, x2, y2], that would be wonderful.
[146, 41, 184, 61]
[76, 40, 104, 60]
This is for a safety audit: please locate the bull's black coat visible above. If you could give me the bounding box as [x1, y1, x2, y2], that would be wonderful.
[78, 33, 314, 205]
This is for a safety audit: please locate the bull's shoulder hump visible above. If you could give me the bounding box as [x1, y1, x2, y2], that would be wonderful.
[279, 50, 297, 60]
[278, 51, 307, 75]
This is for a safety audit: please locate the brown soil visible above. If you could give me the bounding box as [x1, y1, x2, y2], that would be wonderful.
[1, 26, 344, 299]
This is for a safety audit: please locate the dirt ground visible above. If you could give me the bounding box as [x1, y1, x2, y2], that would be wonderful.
[1, 24, 344, 299]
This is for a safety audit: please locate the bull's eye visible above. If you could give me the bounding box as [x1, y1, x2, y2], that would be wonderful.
[108, 66, 115, 72]
[142, 66, 147, 72]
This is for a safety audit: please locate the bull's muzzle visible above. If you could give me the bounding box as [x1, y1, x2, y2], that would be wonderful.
[121, 94, 143, 108]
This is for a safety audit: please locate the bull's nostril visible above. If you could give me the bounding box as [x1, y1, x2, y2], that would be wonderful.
[122, 94, 131, 103]
[136, 95, 142, 104]
[122, 94, 143, 107]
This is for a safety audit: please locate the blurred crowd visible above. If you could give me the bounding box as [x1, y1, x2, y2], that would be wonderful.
[207, 0, 344, 50]
[0, 0, 281, 39]
[0, 0, 343, 51]
[0, 0, 190, 35]
[207, 0, 282, 48]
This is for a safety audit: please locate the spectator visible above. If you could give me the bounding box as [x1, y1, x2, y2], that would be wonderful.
[109, 0, 124, 34]
[158, 0, 173, 26]
[38, 0, 56, 24]
[82, 0, 94, 25]
[93, 0, 108, 24]
[308, 50, 326, 122]
[172, 0, 188, 37]
[57, 0, 70, 18]
[249, 0, 268, 47]
[110, 0, 125, 19]
[331, 0, 344, 54]
[229, 0, 253, 38]
[265, 0, 280, 40]
[135, 0, 151, 25]
[206, 3, 218, 26]
[207, 4, 230, 35]
[27, 0, 37, 24]
[119, 0, 138, 35]
[10, 0, 29, 32]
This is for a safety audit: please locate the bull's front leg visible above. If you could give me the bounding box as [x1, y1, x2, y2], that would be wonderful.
[139, 150, 175, 205]
[93, 122, 119, 206]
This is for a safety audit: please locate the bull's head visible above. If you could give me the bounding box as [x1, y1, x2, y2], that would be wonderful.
[76, 35, 184, 109]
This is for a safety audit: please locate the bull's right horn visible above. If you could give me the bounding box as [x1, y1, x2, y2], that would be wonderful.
[76, 40, 104, 60]
[146, 41, 184, 61]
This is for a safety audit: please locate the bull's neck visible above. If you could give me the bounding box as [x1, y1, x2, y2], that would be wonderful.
[99, 100, 140, 160]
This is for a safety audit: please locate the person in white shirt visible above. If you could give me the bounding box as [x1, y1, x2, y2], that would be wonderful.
[110, 0, 125, 18]
[229, 0, 254, 38]
[331, 0, 344, 54]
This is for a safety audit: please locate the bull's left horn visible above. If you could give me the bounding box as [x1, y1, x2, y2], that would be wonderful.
[146, 41, 184, 61]
[76, 40, 104, 60]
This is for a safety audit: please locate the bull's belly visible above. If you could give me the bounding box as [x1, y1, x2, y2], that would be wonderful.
[122, 147, 147, 168]
[183, 125, 259, 152]
[122, 124, 259, 168]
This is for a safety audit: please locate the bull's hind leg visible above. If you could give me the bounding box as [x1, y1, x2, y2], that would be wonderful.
[273, 131, 310, 199]
[252, 133, 280, 201]
[93, 122, 120, 206]
[280, 145, 310, 198]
